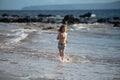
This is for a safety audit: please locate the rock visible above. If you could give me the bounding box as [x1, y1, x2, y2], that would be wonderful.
[79, 12, 97, 23]
[79, 12, 92, 18]
[0, 18, 11, 23]
[38, 14, 53, 17]
[42, 27, 54, 30]
[113, 22, 120, 27]
[97, 18, 110, 23]
[2, 13, 9, 17]
[113, 17, 120, 20]
[109, 17, 120, 27]
[62, 15, 79, 24]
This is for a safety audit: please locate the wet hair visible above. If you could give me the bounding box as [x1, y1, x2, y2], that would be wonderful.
[59, 24, 67, 33]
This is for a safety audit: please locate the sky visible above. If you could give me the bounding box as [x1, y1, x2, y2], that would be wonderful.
[0, 0, 119, 10]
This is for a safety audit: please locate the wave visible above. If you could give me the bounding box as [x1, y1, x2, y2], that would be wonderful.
[1, 45, 120, 65]
[29, 52, 120, 64]
[68, 23, 113, 31]
[69, 24, 89, 31]
[1, 44, 119, 64]
[5, 28, 36, 44]
[26, 52, 90, 63]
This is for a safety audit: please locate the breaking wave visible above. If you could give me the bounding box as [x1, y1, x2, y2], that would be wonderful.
[5, 28, 36, 44]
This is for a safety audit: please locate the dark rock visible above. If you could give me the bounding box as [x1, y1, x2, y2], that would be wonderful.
[42, 27, 54, 30]
[113, 17, 120, 20]
[0, 18, 11, 23]
[79, 12, 97, 23]
[62, 15, 79, 24]
[108, 17, 120, 24]
[97, 18, 110, 23]
[38, 14, 53, 17]
[113, 22, 120, 27]
[79, 12, 92, 18]
[2, 13, 9, 17]
[11, 15, 19, 17]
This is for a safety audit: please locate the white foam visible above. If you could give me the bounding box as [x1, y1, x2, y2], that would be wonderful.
[91, 14, 96, 17]
[69, 23, 113, 32]
[5, 29, 36, 44]
[59, 55, 71, 63]
[69, 24, 89, 31]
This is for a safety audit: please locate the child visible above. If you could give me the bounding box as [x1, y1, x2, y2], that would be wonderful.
[57, 24, 69, 61]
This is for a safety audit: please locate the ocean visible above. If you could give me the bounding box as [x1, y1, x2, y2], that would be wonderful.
[0, 10, 120, 80]
[0, 9, 120, 18]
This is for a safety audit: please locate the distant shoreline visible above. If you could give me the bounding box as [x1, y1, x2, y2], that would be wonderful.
[22, 1, 120, 10]
[0, 9, 120, 11]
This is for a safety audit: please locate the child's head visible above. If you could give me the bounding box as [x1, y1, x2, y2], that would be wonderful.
[59, 24, 67, 33]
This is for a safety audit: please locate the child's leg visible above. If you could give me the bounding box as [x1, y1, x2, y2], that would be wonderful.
[58, 43, 66, 60]
[58, 49, 64, 60]
[61, 50, 65, 59]
[61, 44, 66, 60]
[59, 50, 62, 57]
[58, 50, 64, 61]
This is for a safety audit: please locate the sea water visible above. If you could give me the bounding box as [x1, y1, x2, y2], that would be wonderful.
[0, 22, 120, 80]
[0, 9, 120, 18]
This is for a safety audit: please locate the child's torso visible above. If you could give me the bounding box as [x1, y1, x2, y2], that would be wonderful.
[59, 32, 67, 43]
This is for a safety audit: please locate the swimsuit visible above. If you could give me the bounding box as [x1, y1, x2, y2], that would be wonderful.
[57, 32, 67, 50]
[58, 42, 66, 51]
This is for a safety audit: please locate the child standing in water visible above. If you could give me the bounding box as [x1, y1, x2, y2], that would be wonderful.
[57, 24, 69, 61]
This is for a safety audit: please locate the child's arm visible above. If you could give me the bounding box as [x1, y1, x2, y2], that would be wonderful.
[57, 33, 60, 40]
[66, 39, 69, 44]
[65, 33, 68, 44]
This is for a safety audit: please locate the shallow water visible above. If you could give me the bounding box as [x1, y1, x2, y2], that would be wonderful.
[0, 23, 120, 80]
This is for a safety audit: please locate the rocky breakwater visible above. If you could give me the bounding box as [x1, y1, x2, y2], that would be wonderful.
[0, 12, 120, 27]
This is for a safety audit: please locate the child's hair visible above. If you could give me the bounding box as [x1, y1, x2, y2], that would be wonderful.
[59, 24, 67, 33]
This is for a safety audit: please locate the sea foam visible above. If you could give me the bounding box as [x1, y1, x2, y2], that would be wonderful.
[5, 28, 36, 44]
